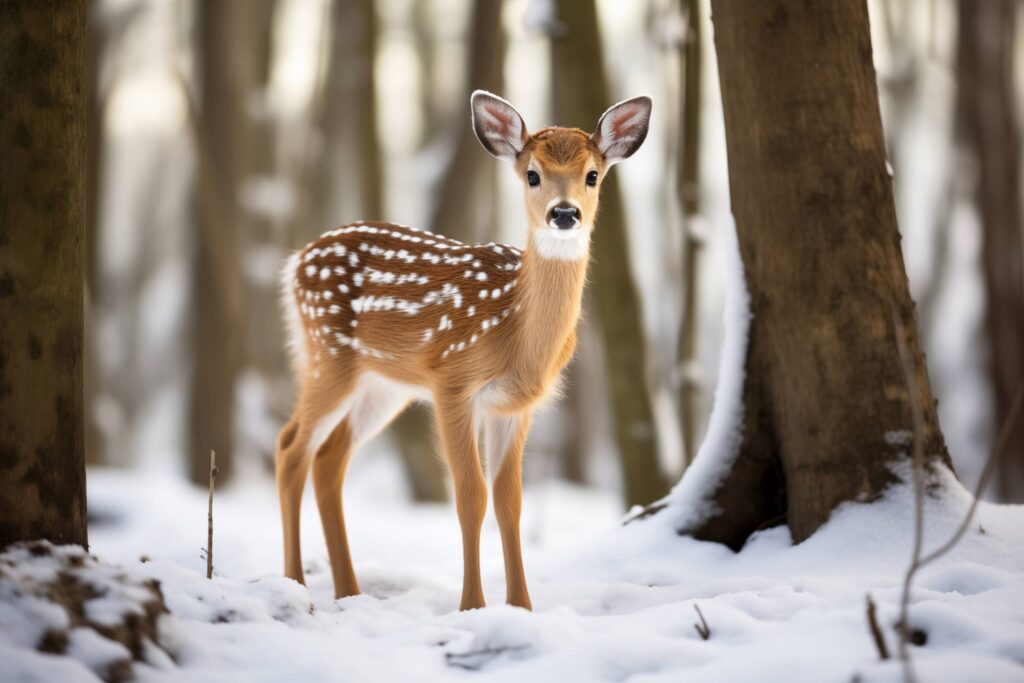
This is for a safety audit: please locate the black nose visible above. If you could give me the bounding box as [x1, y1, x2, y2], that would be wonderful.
[551, 205, 578, 230]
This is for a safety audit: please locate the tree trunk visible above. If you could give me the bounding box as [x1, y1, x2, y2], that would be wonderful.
[313, 0, 383, 228]
[190, 1, 273, 484]
[685, 0, 952, 546]
[427, 0, 504, 244]
[0, 1, 88, 547]
[552, 0, 668, 508]
[955, 0, 1024, 502]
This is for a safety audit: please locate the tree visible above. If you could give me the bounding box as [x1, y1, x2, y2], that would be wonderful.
[552, 0, 669, 508]
[190, 0, 276, 484]
[0, 1, 88, 547]
[674, 0, 953, 547]
[955, 0, 1024, 502]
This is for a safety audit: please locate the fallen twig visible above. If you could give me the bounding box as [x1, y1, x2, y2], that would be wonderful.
[445, 644, 530, 671]
[207, 449, 218, 579]
[693, 603, 710, 640]
[865, 594, 889, 660]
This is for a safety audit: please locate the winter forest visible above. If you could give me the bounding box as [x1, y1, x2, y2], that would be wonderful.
[2, 0, 1023, 681]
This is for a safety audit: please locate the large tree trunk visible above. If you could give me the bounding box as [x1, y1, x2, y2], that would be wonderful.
[685, 0, 952, 547]
[955, 0, 1024, 502]
[190, 1, 274, 484]
[0, 1, 88, 547]
[552, 0, 668, 508]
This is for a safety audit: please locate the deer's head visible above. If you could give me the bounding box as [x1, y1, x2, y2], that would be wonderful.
[471, 91, 652, 260]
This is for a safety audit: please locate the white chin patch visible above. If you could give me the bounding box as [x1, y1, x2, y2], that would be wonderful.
[532, 225, 590, 261]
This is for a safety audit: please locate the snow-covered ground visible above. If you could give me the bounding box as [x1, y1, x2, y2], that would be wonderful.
[2, 454, 1023, 683]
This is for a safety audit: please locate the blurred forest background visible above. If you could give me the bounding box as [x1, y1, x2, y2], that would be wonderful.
[84, 0, 1024, 508]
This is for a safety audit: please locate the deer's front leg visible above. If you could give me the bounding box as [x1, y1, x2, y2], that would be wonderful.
[435, 396, 487, 610]
[486, 411, 533, 610]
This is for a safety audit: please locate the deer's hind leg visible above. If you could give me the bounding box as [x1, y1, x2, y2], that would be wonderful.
[312, 372, 412, 599]
[277, 367, 358, 587]
[276, 415, 312, 585]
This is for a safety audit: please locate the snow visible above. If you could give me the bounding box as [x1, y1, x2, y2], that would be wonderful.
[4, 452, 1022, 682]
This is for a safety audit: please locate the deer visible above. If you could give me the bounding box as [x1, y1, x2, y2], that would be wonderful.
[276, 91, 652, 611]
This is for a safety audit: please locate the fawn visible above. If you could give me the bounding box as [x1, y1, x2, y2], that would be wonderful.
[277, 91, 651, 611]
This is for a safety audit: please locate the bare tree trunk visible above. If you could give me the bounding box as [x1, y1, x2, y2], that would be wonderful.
[684, 0, 953, 547]
[190, 1, 274, 484]
[676, 0, 703, 466]
[956, 0, 1024, 502]
[313, 0, 383, 227]
[552, 0, 668, 508]
[427, 0, 504, 243]
[0, 0, 87, 547]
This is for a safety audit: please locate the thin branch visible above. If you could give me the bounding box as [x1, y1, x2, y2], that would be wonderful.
[693, 603, 710, 640]
[892, 311, 924, 679]
[206, 449, 218, 579]
[866, 594, 890, 660]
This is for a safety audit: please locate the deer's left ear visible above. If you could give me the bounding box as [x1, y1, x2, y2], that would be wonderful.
[471, 90, 529, 163]
[592, 96, 652, 165]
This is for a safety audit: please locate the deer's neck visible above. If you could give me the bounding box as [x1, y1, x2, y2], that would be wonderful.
[510, 233, 590, 374]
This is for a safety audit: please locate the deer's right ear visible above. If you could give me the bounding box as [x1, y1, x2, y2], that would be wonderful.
[471, 90, 529, 163]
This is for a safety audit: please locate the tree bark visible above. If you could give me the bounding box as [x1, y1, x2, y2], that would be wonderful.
[955, 0, 1024, 502]
[552, 0, 668, 508]
[687, 0, 952, 546]
[0, 0, 88, 547]
[190, 1, 274, 484]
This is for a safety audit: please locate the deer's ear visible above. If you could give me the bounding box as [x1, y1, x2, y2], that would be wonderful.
[591, 96, 652, 165]
[471, 90, 529, 163]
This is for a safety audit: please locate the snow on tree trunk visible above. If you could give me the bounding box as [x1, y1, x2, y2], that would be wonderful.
[663, 0, 953, 547]
[0, 1, 87, 548]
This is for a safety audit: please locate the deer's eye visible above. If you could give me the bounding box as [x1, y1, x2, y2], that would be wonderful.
[526, 170, 540, 187]
[586, 170, 599, 187]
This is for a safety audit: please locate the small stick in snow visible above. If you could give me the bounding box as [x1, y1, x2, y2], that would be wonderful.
[865, 594, 889, 660]
[693, 603, 710, 640]
[207, 449, 218, 579]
